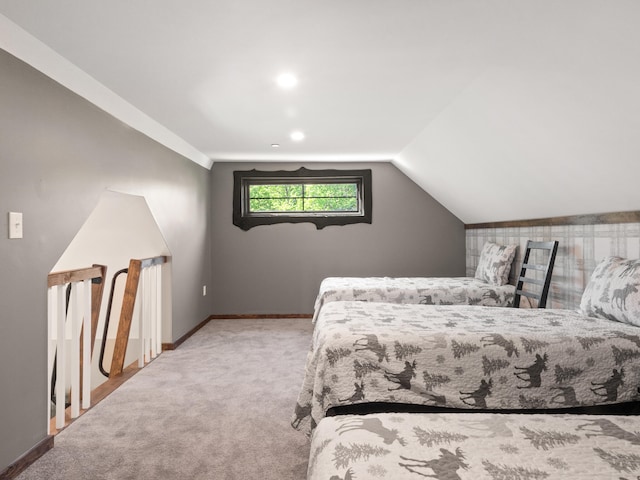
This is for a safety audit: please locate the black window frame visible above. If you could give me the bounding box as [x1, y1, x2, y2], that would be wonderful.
[233, 167, 372, 230]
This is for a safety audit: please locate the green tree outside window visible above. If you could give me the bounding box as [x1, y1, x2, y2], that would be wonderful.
[249, 183, 358, 213]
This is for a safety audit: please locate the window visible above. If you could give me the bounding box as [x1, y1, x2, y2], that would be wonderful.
[248, 181, 360, 214]
[233, 167, 372, 230]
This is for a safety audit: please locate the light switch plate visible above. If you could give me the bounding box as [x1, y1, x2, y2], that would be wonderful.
[9, 212, 23, 239]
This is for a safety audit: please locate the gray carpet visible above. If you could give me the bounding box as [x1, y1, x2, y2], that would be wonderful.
[17, 318, 313, 480]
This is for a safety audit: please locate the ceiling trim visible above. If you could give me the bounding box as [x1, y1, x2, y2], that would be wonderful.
[466, 210, 640, 230]
[209, 153, 395, 162]
[0, 14, 212, 170]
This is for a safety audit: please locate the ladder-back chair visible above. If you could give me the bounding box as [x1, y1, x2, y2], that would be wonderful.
[513, 240, 559, 308]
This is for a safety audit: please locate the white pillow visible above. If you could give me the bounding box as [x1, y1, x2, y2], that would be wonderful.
[474, 242, 517, 286]
[580, 256, 640, 327]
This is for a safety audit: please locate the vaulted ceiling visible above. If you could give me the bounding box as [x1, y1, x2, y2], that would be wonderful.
[1, 1, 639, 223]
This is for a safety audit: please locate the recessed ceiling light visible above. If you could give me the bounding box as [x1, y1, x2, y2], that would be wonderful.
[276, 72, 298, 89]
[271, 143, 280, 148]
[290, 130, 305, 141]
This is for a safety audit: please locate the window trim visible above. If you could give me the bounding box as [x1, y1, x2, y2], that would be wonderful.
[233, 167, 372, 230]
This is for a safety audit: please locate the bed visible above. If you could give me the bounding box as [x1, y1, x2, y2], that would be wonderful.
[311, 241, 524, 322]
[292, 300, 640, 435]
[293, 256, 640, 435]
[308, 412, 640, 479]
[313, 276, 516, 321]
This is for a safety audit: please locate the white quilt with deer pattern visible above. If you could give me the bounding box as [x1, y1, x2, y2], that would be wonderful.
[312, 277, 515, 322]
[308, 412, 640, 480]
[292, 302, 640, 435]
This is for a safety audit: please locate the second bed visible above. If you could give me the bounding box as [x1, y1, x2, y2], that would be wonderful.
[293, 301, 640, 434]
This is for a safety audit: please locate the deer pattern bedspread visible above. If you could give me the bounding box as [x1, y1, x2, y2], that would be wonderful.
[308, 412, 640, 480]
[292, 302, 640, 435]
[312, 277, 515, 322]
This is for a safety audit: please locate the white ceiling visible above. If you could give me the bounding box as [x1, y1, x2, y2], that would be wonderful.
[1, 1, 640, 223]
[1, 0, 485, 161]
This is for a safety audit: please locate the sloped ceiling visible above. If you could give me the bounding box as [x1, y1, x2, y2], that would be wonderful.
[396, 2, 640, 223]
[1, 1, 639, 223]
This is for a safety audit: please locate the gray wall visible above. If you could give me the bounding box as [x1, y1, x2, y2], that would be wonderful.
[210, 161, 465, 314]
[0, 50, 213, 471]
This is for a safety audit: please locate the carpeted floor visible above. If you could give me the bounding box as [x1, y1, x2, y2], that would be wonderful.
[17, 318, 313, 480]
